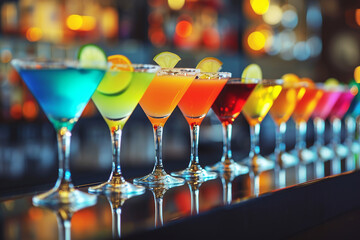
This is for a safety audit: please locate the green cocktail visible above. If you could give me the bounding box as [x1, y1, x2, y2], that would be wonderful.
[89, 63, 160, 194]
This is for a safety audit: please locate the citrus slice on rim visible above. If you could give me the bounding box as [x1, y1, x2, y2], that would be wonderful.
[282, 73, 300, 88]
[324, 78, 339, 90]
[153, 51, 181, 68]
[241, 63, 262, 82]
[196, 57, 223, 73]
[97, 55, 133, 96]
[77, 44, 107, 69]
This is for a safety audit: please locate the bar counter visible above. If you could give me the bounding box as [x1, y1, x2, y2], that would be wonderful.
[1, 156, 359, 239]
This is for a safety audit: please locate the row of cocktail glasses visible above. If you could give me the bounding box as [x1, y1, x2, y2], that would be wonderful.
[10, 57, 360, 209]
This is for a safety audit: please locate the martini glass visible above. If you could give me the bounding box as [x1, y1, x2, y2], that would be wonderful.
[11, 58, 105, 206]
[241, 79, 283, 174]
[206, 78, 258, 174]
[328, 87, 356, 175]
[89, 64, 159, 195]
[291, 86, 323, 183]
[171, 72, 231, 180]
[269, 82, 306, 188]
[311, 86, 342, 178]
[134, 68, 199, 186]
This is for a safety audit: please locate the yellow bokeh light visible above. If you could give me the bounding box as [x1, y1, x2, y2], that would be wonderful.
[168, 0, 185, 10]
[248, 31, 266, 51]
[355, 66, 360, 83]
[67, 14, 83, 30]
[26, 27, 43, 42]
[263, 5, 282, 25]
[250, 0, 270, 15]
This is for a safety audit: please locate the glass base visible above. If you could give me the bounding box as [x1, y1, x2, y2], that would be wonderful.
[336, 143, 348, 159]
[33, 187, 97, 207]
[312, 145, 335, 161]
[241, 154, 274, 173]
[268, 152, 299, 169]
[133, 170, 185, 187]
[205, 159, 249, 175]
[88, 180, 145, 196]
[171, 166, 217, 180]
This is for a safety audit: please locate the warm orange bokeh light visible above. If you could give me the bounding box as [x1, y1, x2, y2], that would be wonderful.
[28, 207, 44, 221]
[149, 28, 167, 46]
[356, 9, 360, 26]
[81, 16, 96, 31]
[67, 14, 83, 30]
[175, 20, 192, 38]
[23, 100, 38, 120]
[26, 27, 43, 42]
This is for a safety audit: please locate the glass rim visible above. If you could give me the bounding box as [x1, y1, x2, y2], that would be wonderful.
[11, 58, 109, 70]
[315, 82, 349, 92]
[156, 67, 200, 76]
[109, 63, 161, 73]
[260, 78, 284, 85]
[196, 72, 232, 79]
[226, 77, 260, 84]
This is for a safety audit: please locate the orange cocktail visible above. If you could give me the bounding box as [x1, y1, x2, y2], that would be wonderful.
[292, 88, 324, 124]
[172, 72, 230, 180]
[134, 68, 199, 186]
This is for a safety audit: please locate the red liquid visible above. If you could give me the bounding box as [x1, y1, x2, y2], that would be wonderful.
[312, 91, 342, 120]
[330, 91, 355, 119]
[212, 82, 257, 125]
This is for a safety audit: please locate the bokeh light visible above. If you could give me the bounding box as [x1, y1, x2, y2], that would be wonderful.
[250, 0, 270, 15]
[306, 5, 322, 29]
[356, 9, 360, 26]
[175, 20, 192, 38]
[293, 41, 310, 61]
[263, 5, 282, 25]
[168, 0, 185, 11]
[26, 27, 43, 42]
[23, 100, 38, 120]
[247, 31, 266, 51]
[281, 7, 298, 29]
[81, 16, 96, 31]
[355, 66, 360, 83]
[67, 14, 83, 30]
[306, 36, 322, 57]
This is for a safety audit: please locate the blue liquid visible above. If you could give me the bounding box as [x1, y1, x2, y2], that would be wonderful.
[19, 68, 105, 130]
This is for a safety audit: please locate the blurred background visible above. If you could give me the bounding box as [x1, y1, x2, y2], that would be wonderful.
[0, 0, 359, 193]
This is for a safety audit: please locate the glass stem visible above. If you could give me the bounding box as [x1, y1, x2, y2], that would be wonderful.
[56, 127, 74, 191]
[330, 117, 342, 175]
[111, 206, 122, 239]
[56, 210, 72, 240]
[154, 196, 163, 227]
[275, 122, 286, 165]
[295, 121, 307, 160]
[152, 125, 165, 174]
[249, 170, 260, 197]
[221, 123, 233, 164]
[108, 128, 125, 184]
[188, 124, 201, 169]
[314, 117, 325, 147]
[345, 116, 356, 171]
[249, 123, 261, 170]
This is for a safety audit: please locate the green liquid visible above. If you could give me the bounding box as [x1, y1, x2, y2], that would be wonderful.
[92, 71, 155, 130]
